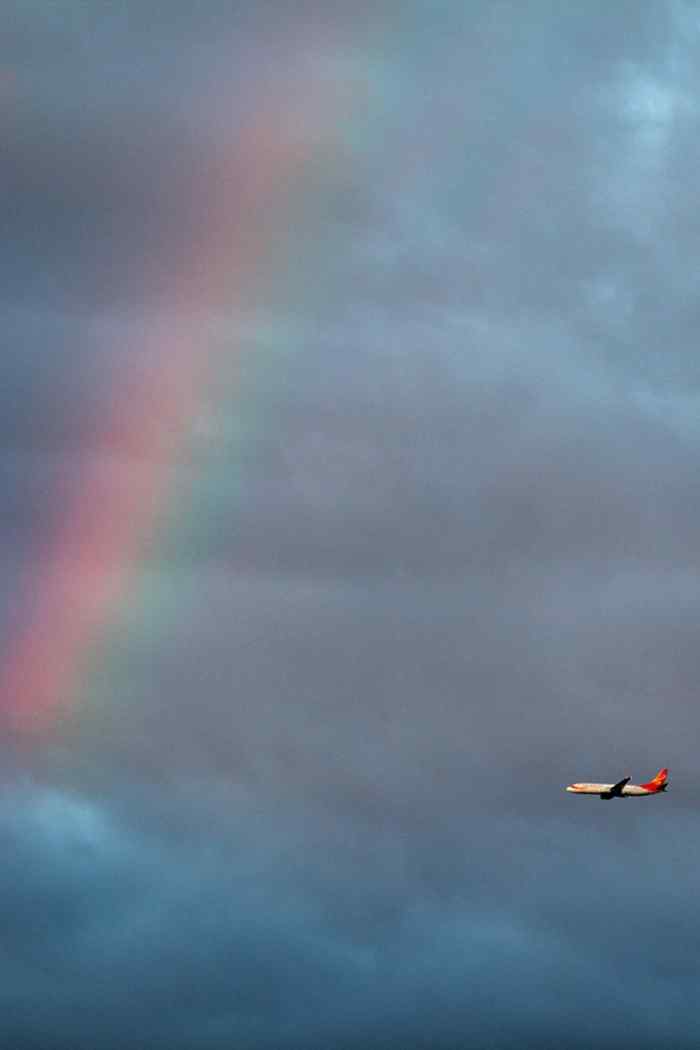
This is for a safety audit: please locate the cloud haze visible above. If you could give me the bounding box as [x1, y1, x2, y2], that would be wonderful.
[2, 2, 700, 1046]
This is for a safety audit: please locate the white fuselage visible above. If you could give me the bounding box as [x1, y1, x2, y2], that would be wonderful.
[566, 783, 652, 796]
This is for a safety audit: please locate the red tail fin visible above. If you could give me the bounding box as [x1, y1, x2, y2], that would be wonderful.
[641, 767, 668, 791]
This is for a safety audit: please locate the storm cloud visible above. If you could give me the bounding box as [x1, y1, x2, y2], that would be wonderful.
[2, 2, 700, 1047]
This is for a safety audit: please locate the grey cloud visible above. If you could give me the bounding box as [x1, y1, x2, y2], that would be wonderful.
[0, 783, 696, 1050]
[175, 335, 700, 583]
[3, 2, 700, 1047]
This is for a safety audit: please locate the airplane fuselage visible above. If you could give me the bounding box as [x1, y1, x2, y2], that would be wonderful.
[566, 783, 662, 797]
[566, 768, 667, 799]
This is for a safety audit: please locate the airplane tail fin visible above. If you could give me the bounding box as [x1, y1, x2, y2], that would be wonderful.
[641, 767, 668, 792]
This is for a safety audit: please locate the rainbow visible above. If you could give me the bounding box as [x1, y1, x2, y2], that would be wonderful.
[3, 55, 356, 735]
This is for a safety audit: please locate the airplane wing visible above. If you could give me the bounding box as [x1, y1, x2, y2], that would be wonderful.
[609, 776, 631, 797]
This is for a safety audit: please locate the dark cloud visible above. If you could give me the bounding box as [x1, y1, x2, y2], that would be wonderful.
[3, 1, 700, 1047]
[0, 780, 698, 1050]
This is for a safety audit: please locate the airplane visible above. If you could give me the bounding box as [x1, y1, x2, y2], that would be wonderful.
[566, 767, 668, 800]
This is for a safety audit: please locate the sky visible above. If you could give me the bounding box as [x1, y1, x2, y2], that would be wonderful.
[2, 1, 700, 1047]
